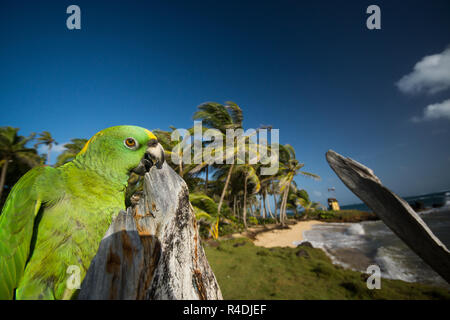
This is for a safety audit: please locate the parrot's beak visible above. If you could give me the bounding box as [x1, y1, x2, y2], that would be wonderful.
[132, 140, 165, 175]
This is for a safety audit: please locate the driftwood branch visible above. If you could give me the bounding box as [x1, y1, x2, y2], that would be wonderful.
[78, 162, 223, 300]
[326, 150, 450, 284]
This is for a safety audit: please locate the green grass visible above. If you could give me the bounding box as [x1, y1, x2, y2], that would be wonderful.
[204, 238, 450, 300]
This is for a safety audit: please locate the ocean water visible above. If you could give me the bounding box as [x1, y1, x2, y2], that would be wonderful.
[340, 190, 450, 211]
[302, 205, 450, 288]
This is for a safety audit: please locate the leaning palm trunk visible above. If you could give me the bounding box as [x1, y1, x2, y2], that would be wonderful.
[278, 191, 284, 225]
[284, 188, 290, 222]
[266, 193, 275, 219]
[236, 199, 240, 219]
[257, 198, 261, 217]
[302, 209, 309, 220]
[217, 163, 234, 216]
[280, 187, 289, 226]
[262, 193, 267, 219]
[280, 191, 285, 225]
[273, 192, 278, 223]
[243, 175, 248, 229]
[0, 158, 9, 201]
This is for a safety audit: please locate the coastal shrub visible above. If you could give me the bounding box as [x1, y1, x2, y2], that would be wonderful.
[311, 209, 378, 222]
[233, 241, 247, 247]
[218, 223, 242, 236]
[258, 217, 277, 224]
[318, 211, 335, 220]
[248, 216, 258, 225]
[339, 281, 366, 297]
[311, 262, 334, 278]
[295, 248, 310, 259]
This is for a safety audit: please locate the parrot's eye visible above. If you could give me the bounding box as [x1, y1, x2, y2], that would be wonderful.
[124, 137, 139, 150]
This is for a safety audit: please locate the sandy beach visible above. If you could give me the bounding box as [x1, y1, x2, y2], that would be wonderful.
[253, 220, 324, 248]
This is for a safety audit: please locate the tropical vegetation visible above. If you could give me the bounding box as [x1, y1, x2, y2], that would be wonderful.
[0, 101, 324, 239]
[1, 102, 447, 299]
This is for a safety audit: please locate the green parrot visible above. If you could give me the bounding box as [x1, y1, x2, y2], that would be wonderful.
[0, 125, 165, 300]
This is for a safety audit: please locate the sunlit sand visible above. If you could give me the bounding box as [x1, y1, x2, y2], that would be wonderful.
[252, 220, 324, 248]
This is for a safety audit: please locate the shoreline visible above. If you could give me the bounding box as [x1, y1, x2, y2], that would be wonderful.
[252, 220, 324, 248]
[210, 208, 450, 292]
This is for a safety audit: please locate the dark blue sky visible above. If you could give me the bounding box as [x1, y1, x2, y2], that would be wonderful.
[1, 0, 450, 205]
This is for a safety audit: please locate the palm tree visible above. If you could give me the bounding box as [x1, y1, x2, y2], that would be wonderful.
[192, 101, 269, 218]
[192, 101, 244, 216]
[0, 127, 39, 201]
[243, 166, 260, 229]
[55, 138, 88, 166]
[232, 164, 260, 229]
[296, 189, 323, 220]
[34, 131, 58, 164]
[286, 183, 301, 217]
[190, 192, 236, 239]
[277, 144, 320, 225]
[257, 168, 278, 220]
[269, 180, 280, 222]
[190, 192, 220, 239]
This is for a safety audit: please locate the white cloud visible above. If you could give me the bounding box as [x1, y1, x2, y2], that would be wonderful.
[37, 142, 69, 165]
[397, 47, 450, 94]
[411, 99, 450, 122]
[37, 142, 68, 155]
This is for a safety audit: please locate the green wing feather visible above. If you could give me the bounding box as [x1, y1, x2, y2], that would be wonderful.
[0, 166, 60, 299]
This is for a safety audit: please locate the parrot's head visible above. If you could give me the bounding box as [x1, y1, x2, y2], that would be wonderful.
[77, 125, 165, 178]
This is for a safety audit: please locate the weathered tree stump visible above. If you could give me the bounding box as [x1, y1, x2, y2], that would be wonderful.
[78, 162, 223, 300]
[326, 150, 450, 284]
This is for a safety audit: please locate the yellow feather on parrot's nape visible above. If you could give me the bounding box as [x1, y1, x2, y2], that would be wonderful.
[78, 137, 92, 155]
[78, 131, 104, 155]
